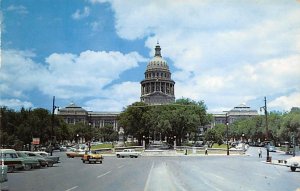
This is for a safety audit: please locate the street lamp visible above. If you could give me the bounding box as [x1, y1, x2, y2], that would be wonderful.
[173, 136, 176, 149]
[88, 113, 92, 151]
[226, 113, 229, 156]
[51, 96, 59, 156]
[223, 111, 230, 156]
[260, 96, 270, 162]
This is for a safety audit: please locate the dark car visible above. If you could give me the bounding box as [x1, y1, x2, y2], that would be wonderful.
[16, 151, 41, 170]
[23, 151, 54, 167]
[34, 152, 60, 163]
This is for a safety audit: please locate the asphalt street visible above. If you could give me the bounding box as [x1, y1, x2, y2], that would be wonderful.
[1, 147, 299, 191]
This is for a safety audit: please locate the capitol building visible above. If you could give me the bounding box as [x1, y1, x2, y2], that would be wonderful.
[58, 44, 258, 131]
[58, 44, 175, 128]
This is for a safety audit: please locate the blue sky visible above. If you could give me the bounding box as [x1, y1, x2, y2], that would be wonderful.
[1, 0, 300, 113]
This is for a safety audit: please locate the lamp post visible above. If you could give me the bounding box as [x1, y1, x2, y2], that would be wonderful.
[260, 96, 270, 162]
[88, 113, 92, 151]
[226, 113, 229, 155]
[174, 136, 176, 149]
[51, 96, 59, 156]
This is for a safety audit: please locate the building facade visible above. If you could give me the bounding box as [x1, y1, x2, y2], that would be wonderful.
[213, 104, 258, 126]
[140, 43, 175, 105]
[58, 103, 120, 131]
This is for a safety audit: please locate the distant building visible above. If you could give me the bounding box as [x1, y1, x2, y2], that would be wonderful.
[58, 103, 120, 131]
[140, 43, 175, 105]
[213, 104, 258, 126]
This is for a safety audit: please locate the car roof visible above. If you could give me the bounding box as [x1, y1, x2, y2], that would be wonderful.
[0, 149, 17, 153]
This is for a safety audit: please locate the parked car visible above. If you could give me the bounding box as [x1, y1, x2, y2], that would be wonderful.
[0, 165, 8, 183]
[66, 150, 85, 158]
[16, 151, 40, 170]
[284, 156, 300, 172]
[267, 145, 276, 152]
[34, 151, 60, 163]
[81, 151, 103, 164]
[59, 145, 67, 151]
[116, 149, 141, 158]
[23, 151, 54, 167]
[0, 149, 24, 172]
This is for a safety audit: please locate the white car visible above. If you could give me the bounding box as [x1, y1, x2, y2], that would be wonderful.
[284, 156, 300, 172]
[116, 149, 141, 158]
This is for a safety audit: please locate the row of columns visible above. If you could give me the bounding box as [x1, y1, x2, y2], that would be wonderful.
[141, 82, 174, 95]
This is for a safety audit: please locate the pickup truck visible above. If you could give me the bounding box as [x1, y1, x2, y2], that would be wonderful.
[284, 156, 300, 172]
[81, 151, 103, 164]
[116, 149, 141, 158]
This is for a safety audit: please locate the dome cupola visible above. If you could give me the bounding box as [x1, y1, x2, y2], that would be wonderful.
[146, 43, 169, 71]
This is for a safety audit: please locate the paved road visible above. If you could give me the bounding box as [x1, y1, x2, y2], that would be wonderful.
[1, 148, 299, 191]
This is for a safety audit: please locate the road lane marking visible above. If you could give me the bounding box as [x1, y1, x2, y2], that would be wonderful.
[65, 186, 78, 191]
[143, 162, 154, 191]
[118, 165, 125, 168]
[97, 171, 111, 178]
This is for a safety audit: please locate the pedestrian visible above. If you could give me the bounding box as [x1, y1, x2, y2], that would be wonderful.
[205, 147, 208, 155]
[258, 148, 262, 158]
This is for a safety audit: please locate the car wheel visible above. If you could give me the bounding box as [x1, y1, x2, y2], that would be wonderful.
[117, 154, 120, 158]
[7, 166, 14, 173]
[135, 156, 138, 158]
[291, 167, 296, 172]
[99, 161, 102, 164]
[121, 156, 125, 158]
[24, 164, 32, 171]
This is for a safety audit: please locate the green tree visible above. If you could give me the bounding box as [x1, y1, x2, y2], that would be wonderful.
[204, 128, 223, 146]
[98, 125, 118, 142]
[118, 102, 149, 145]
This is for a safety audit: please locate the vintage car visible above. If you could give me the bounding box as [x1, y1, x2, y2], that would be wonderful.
[0, 149, 24, 172]
[23, 151, 54, 167]
[34, 151, 60, 163]
[16, 151, 41, 170]
[81, 151, 103, 164]
[66, 150, 85, 158]
[284, 156, 300, 172]
[0, 165, 8, 183]
[116, 149, 141, 158]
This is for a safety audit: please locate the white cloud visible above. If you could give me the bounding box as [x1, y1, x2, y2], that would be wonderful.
[269, 92, 300, 111]
[0, 99, 33, 109]
[6, 5, 28, 15]
[72, 6, 90, 20]
[92, 0, 300, 112]
[84, 81, 140, 111]
[0, 49, 146, 106]
[0, 50, 48, 98]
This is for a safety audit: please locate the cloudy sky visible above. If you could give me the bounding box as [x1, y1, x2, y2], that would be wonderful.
[1, 0, 300, 113]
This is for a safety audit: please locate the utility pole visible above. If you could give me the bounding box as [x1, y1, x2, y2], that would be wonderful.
[261, 96, 270, 162]
[226, 113, 229, 155]
[51, 96, 59, 156]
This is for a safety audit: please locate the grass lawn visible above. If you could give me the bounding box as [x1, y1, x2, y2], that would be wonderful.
[91, 143, 113, 150]
[212, 144, 228, 149]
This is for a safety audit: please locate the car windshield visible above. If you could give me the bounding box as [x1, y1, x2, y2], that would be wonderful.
[16, 152, 28, 158]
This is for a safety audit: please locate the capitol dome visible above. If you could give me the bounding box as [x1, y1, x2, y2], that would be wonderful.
[140, 43, 175, 105]
[146, 44, 169, 71]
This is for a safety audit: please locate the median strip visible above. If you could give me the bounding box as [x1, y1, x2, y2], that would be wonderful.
[97, 171, 111, 178]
